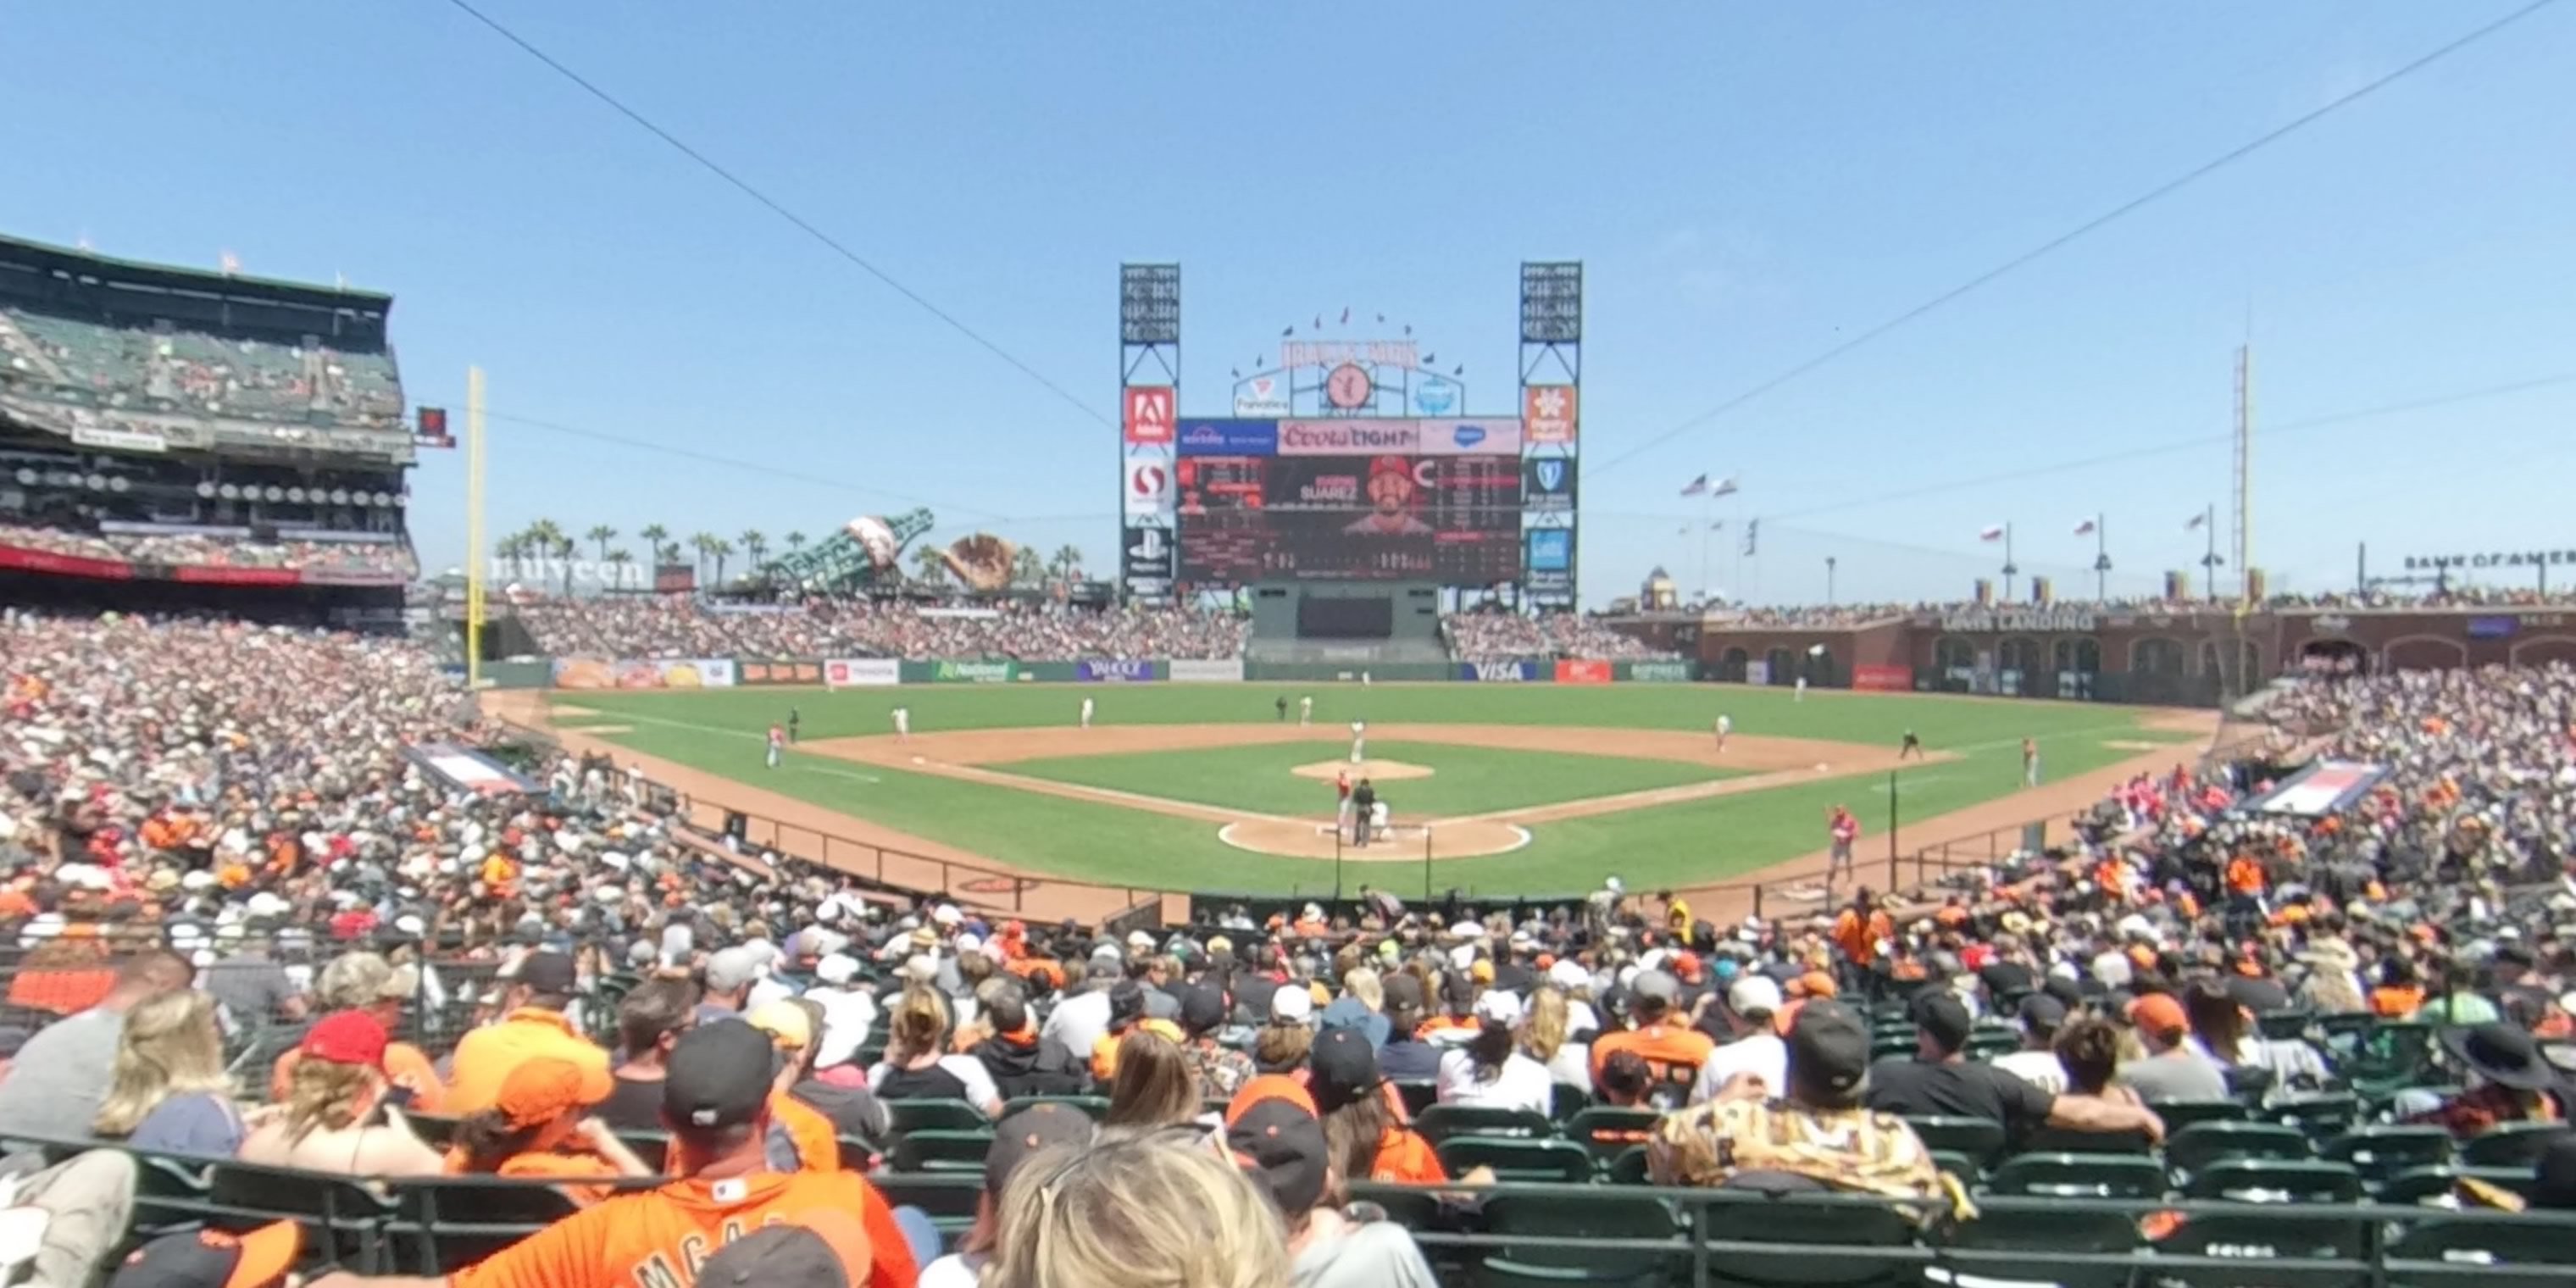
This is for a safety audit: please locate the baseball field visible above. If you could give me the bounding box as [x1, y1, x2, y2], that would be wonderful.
[509, 683, 2216, 912]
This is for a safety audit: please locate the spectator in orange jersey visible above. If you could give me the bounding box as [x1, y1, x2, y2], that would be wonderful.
[446, 1057, 652, 1207]
[445, 952, 608, 1115]
[1833, 889, 1894, 969]
[1589, 969, 1713, 1108]
[1311, 1028, 1446, 1185]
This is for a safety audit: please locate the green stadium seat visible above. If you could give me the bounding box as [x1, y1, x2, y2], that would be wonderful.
[2162, 1121, 2312, 1183]
[890, 1129, 996, 1173]
[1346, 1183, 1449, 1236]
[1929, 1196, 2140, 1288]
[1901, 1116, 2008, 1167]
[2319, 1126, 2451, 1190]
[1963, 1028, 2020, 1062]
[207, 1160, 395, 1273]
[1416, 1105, 1556, 1145]
[1698, 1194, 1919, 1288]
[1605, 1146, 1652, 1185]
[385, 1177, 580, 1274]
[2268, 1093, 2361, 1139]
[1926, 1151, 1982, 1186]
[1473, 1191, 1682, 1288]
[2255, 1009, 2316, 1041]
[1550, 1081, 1591, 1122]
[1439, 1137, 1595, 1184]
[2458, 1120, 2570, 1168]
[1562, 1108, 1661, 1167]
[1986, 1152, 2169, 1200]
[1000, 1095, 1109, 1121]
[2386, 1215, 2576, 1288]
[869, 1172, 984, 1235]
[1393, 1080, 1440, 1118]
[2341, 1022, 2440, 1093]
[2152, 1100, 2254, 1132]
[885, 1099, 989, 1134]
[2184, 1159, 2364, 1204]
[2158, 1211, 2368, 1288]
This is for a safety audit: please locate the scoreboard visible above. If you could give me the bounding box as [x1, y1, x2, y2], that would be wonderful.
[1172, 418, 1530, 587]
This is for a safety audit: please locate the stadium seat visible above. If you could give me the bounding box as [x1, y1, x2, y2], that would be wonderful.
[2256, 1008, 2316, 1041]
[2318, 1126, 2451, 1191]
[1000, 1095, 1109, 1121]
[2268, 1093, 2361, 1139]
[2341, 1022, 2440, 1093]
[891, 1129, 997, 1173]
[2157, 1211, 2368, 1288]
[1901, 1116, 2008, 1167]
[1473, 1191, 1683, 1288]
[1550, 1081, 1592, 1122]
[2458, 1120, 2571, 1168]
[1562, 1107, 1660, 1167]
[2162, 1121, 2312, 1183]
[2015, 1124, 2155, 1155]
[386, 1177, 580, 1274]
[869, 1173, 984, 1236]
[2386, 1214, 2576, 1288]
[1963, 1029, 2020, 1062]
[1929, 1196, 2140, 1288]
[1605, 1146, 1652, 1185]
[2152, 1100, 2255, 1132]
[1394, 1080, 1440, 1118]
[1417, 1105, 1556, 1145]
[1347, 1183, 1450, 1236]
[2183, 1159, 2364, 1204]
[1697, 1194, 1920, 1288]
[1438, 1137, 1595, 1183]
[207, 1160, 395, 1273]
[1926, 1152, 1983, 1186]
[1986, 1152, 2169, 1200]
[885, 1099, 989, 1134]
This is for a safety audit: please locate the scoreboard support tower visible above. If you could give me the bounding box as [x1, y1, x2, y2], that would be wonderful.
[1520, 262, 1581, 610]
[1119, 264, 1180, 605]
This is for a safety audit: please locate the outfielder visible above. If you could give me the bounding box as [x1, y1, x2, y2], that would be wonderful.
[1299, 695, 1313, 726]
[1794, 675, 1808, 702]
[1714, 713, 1732, 752]
[892, 706, 911, 742]
[1350, 719, 1368, 765]
[1080, 697, 1095, 730]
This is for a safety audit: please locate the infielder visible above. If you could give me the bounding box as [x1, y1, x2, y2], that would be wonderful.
[1794, 675, 1808, 702]
[765, 722, 784, 769]
[1080, 697, 1095, 730]
[2022, 736, 2040, 788]
[1714, 713, 1732, 752]
[892, 706, 911, 742]
[1350, 719, 1368, 765]
[1299, 695, 1313, 726]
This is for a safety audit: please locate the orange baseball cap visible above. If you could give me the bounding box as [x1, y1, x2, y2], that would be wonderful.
[495, 1057, 614, 1129]
[2127, 993, 2188, 1039]
[1793, 970, 1839, 999]
[1224, 1073, 1319, 1126]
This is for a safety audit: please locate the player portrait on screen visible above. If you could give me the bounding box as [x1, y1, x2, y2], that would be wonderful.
[1343, 455, 1433, 536]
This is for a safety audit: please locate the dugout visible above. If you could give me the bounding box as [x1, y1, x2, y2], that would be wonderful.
[1245, 580, 1447, 665]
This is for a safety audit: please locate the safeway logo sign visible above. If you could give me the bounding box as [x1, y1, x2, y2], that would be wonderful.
[1124, 386, 1174, 444]
[1125, 460, 1169, 516]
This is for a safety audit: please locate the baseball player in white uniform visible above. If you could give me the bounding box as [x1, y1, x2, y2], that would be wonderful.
[1715, 713, 1731, 752]
[892, 707, 911, 741]
[1299, 695, 1313, 726]
[1794, 675, 1807, 702]
[1350, 719, 1368, 765]
[1080, 697, 1095, 730]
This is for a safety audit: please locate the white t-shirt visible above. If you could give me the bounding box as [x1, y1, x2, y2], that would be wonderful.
[919, 1252, 986, 1288]
[1435, 1048, 1555, 1115]
[1689, 1033, 1787, 1104]
[808, 986, 880, 1070]
[1990, 1049, 2068, 1096]
[1546, 1042, 1593, 1089]
[867, 1054, 1001, 1112]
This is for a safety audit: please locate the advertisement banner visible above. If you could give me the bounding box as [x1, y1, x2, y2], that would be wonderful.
[1745, 659, 1771, 686]
[0, 542, 132, 579]
[1415, 419, 1524, 456]
[1279, 419, 1419, 456]
[1554, 658, 1613, 686]
[1174, 419, 1279, 457]
[551, 658, 736, 690]
[1524, 385, 1578, 444]
[1122, 525, 1174, 601]
[1077, 659, 1158, 682]
[1461, 660, 1539, 682]
[738, 659, 825, 686]
[824, 658, 902, 687]
[1627, 661, 1693, 683]
[1124, 453, 1173, 519]
[1169, 658, 1246, 683]
[1232, 376, 1290, 417]
[1852, 663, 1915, 692]
[1522, 457, 1576, 513]
[932, 660, 1019, 684]
[1408, 375, 1463, 416]
[70, 425, 168, 454]
[1123, 386, 1174, 445]
[1524, 529, 1574, 596]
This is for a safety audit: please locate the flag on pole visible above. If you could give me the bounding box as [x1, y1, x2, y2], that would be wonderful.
[219, 250, 241, 275]
[1741, 519, 1760, 557]
[1679, 475, 1709, 497]
[1677, 527, 1690, 537]
[1709, 476, 1740, 498]
[2185, 512, 2208, 530]
[2074, 519, 2097, 536]
[1708, 520, 1724, 531]
[1979, 525, 2007, 541]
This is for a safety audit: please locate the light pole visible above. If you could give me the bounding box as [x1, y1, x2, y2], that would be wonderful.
[1999, 524, 2019, 601]
[1825, 556, 1837, 606]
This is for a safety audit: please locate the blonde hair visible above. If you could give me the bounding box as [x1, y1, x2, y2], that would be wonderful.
[1342, 968, 1384, 1012]
[989, 1128, 1287, 1288]
[889, 986, 952, 1062]
[1253, 1020, 1312, 1074]
[1521, 985, 1569, 1062]
[1104, 1031, 1198, 1129]
[284, 1056, 378, 1141]
[94, 991, 232, 1139]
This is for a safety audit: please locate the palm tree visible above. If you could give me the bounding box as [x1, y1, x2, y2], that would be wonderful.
[605, 547, 635, 589]
[690, 532, 719, 581]
[783, 530, 808, 553]
[738, 529, 768, 572]
[1011, 547, 1045, 587]
[639, 524, 670, 565]
[492, 532, 525, 580]
[911, 544, 948, 586]
[1050, 543, 1084, 585]
[708, 536, 735, 586]
[521, 519, 566, 592]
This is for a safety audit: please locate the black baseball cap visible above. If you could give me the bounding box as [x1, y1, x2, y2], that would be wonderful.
[985, 1103, 1096, 1197]
[2017, 993, 2068, 1036]
[1108, 980, 1146, 1025]
[1382, 972, 1425, 1017]
[694, 1212, 873, 1288]
[1309, 1026, 1384, 1112]
[665, 1018, 776, 1130]
[1913, 992, 1974, 1055]
[1178, 982, 1228, 1035]
[516, 950, 578, 995]
[1230, 1097, 1330, 1217]
[112, 1222, 301, 1288]
[1788, 1001, 1871, 1097]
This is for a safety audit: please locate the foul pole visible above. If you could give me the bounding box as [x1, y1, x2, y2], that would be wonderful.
[465, 366, 488, 687]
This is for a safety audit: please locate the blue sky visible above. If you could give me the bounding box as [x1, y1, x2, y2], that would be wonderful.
[4, 2, 2570, 608]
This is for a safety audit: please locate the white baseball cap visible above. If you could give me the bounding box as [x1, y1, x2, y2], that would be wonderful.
[1473, 990, 1524, 1026]
[1728, 974, 1785, 1016]
[1271, 986, 1316, 1024]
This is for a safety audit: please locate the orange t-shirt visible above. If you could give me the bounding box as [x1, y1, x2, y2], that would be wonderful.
[1832, 910, 1891, 966]
[769, 1091, 841, 1173]
[1589, 1024, 1715, 1092]
[2226, 857, 2265, 896]
[444, 1146, 624, 1208]
[272, 1041, 447, 1114]
[452, 1170, 916, 1288]
[1369, 1127, 1447, 1185]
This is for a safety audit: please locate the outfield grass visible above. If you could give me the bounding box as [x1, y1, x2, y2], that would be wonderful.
[1007, 740, 1736, 817]
[552, 684, 2199, 897]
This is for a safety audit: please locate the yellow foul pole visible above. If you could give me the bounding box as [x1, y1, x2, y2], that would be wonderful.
[466, 366, 487, 687]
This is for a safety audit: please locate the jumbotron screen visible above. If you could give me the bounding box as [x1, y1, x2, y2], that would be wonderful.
[1175, 452, 1521, 583]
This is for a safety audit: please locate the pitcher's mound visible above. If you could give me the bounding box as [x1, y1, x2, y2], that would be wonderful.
[1219, 817, 1529, 859]
[1291, 758, 1434, 782]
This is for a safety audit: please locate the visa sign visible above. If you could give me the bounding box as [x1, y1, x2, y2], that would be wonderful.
[1468, 661, 1535, 682]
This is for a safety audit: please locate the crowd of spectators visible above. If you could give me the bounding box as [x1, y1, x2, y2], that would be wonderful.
[514, 597, 1252, 661]
[1441, 612, 1679, 662]
[0, 611, 2569, 1285]
[0, 522, 415, 577]
[0, 306, 404, 431]
[1701, 590, 2576, 630]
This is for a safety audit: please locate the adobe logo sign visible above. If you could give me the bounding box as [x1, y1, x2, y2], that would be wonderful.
[1124, 386, 1174, 444]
